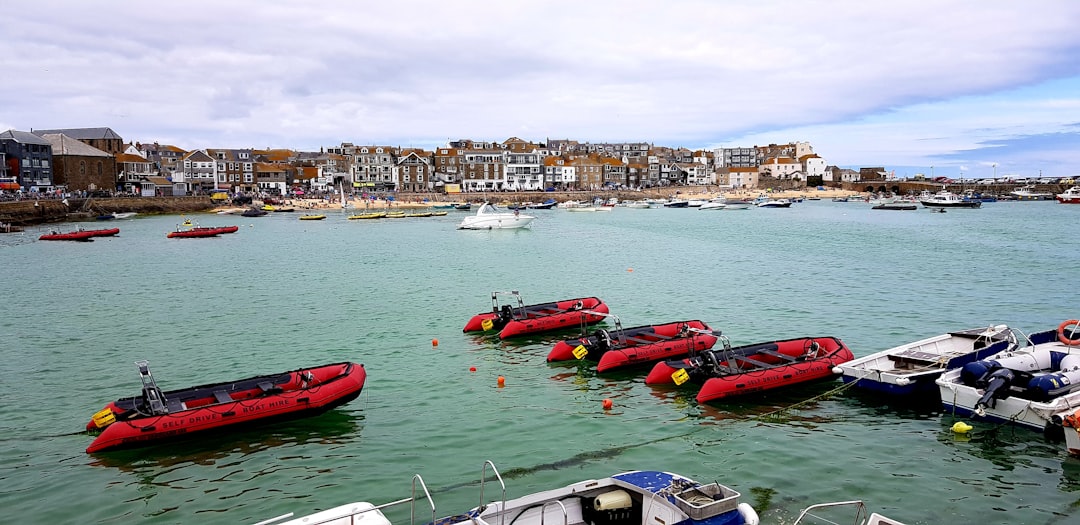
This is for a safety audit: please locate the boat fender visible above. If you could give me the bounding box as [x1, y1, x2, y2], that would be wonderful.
[974, 367, 1018, 415]
[1025, 354, 1080, 401]
[738, 502, 760, 525]
[1059, 320, 1080, 346]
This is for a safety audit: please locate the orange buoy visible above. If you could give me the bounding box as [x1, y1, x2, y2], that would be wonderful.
[602, 399, 613, 410]
[432, 338, 439, 347]
[627, 268, 633, 272]
[497, 376, 505, 387]
[469, 366, 477, 372]
[1058, 320, 1080, 346]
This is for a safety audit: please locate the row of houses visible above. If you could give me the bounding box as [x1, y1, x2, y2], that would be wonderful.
[0, 127, 864, 195]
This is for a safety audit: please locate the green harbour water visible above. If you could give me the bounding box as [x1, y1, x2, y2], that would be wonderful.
[2, 200, 1079, 524]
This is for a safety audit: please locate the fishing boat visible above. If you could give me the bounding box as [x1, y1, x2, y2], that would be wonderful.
[1009, 185, 1054, 201]
[1057, 186, 1080, 204]
[936, 321, 1080, 432]
[463, 291, 608, 339]
[260, 461, 759, 525]
[646, 336, 853, 403]
[299, 214, 326, 220]
[458, 202, 535, 230]
[834, 325, 1017, 397]
[547, 319, 720, 373]
[526, 199, 557, 209]
[85, 360, 366, 453]
[167, 225, 240, 238]
[920, 189, 981, 208]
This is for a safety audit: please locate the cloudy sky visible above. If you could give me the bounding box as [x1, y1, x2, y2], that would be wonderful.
[3, 1, 1080, 179]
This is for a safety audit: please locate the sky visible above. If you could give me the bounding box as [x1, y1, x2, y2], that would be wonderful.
[3, 1, 1080, 179]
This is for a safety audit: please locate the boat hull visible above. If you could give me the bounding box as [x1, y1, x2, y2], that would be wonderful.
[696, 339, 852, 403]
[836, 326, 1015, 397]
[548, 320, 718, 373]
[85, 362, 365, 453]
[464, 297, 608, 338]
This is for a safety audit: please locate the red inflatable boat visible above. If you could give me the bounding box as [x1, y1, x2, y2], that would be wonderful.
[85, 360, 365, 453]
[547, 320, 718, 373]
[646, 336, 853, 403]
[463, 291, 608, 339]
[167, 225, 240, 238]
[40, 227, 119, 241]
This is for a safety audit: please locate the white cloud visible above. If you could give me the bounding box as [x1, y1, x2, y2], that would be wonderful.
[2, 0, 1080, 175]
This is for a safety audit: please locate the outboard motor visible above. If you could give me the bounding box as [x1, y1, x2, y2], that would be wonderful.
[136, 360, 169, 415]
[594, 329, 612, 353]
[974, 367, 1017, 415]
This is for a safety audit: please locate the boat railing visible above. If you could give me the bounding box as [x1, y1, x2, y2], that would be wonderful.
[539, 500, 569, 525]
[490, 290, 526, 318]
[252, 476, 433, 525]
[793, 500, 869, 524]
[480, 460, 507, 525]
[578, 311, 623, 344]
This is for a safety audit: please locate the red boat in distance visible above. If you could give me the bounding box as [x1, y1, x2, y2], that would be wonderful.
[40, 227, 119, 241]
[547, 319, 719, 373]
[167, 225, 240, 238]
[463, 291, 608, 339]
[85, 360, 365, 453]
[646, 336, 853, 403]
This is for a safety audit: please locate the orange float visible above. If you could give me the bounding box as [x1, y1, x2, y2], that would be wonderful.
[1058, 319, 1080, 346]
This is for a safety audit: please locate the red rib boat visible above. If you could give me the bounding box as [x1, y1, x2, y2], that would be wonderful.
[85, 360, 365, 453]
[646, 336, 853, 403]
[40, 227, 119, 241]
[167, 225, 240, 238]
[463, 291, 608, 339]
[547, 320, 718, 373]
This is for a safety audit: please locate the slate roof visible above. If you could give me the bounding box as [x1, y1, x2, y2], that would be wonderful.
[0, 129, 52, 145]
[32, 127, 122, 140]
[39, 133, 111, 156]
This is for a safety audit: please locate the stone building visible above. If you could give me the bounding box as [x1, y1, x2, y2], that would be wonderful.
[39, 133, 116, 191]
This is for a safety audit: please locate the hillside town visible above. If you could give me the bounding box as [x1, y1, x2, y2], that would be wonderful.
[0, 127, 872, 198]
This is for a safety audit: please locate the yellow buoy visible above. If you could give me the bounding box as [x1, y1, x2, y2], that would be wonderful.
[951, 421, 973, 434]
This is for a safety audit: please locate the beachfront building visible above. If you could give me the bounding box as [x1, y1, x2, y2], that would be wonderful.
[571, 155, 606, 190]
[1, 130, 54, 191]
[396, 149, 433, 192]
[351, 146, 397, 192]
[543, 155, 576, 190]
[293, 151, 349, 192]
[726, 166, 760, 189]
[460, 147, 505, 192]
[504, 149, 543, 191]
[601, 156, 628, 188]
[138, 142, 187, 182]
[717, 146, 756, 168]
[255, 162, 289, 194]
[178, 149, 218, 193]
[433, 147, 463, 189]
[38, 133, 111, 192]
[760, 156, 802, 181]
[115, 146, 155, 193]
[203, 149, 255, 192]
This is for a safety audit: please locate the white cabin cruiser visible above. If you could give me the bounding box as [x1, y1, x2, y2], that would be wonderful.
[458, 203, 535, 230]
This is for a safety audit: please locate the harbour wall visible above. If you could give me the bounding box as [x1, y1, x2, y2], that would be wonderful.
[0, 197, 217, 225]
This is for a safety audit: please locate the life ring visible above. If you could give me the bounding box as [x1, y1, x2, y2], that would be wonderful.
[1058, 319, 1080, 346]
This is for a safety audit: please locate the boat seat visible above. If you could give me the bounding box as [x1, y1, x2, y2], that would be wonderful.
[622, 335, 657, 346]
[889, 350, 943, 364]
[166, 398, 185, 413]
[212, 390, 233, 404]
[257, 381, 283, 394]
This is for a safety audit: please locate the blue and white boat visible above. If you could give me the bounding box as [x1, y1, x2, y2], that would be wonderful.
[834, 325, 1016, 397]
[260, 461, 760, 525]
[936, 321, 1080, 432]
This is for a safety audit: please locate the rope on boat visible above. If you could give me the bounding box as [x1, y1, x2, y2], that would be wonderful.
[754, 379, 861, 423]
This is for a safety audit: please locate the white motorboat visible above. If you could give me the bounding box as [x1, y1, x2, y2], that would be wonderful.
[920, 189, 980, 208]
[936, 321, 1080, 431]
[457, 202, 535, 230]
[1009, 185, 1054, 201]
[260, 461, 760, 525]
[698, 198, 728, 210]
[1057, 186, 1080, 204]
[755, 198, 792, 208]
[835, 325, 1016, 397]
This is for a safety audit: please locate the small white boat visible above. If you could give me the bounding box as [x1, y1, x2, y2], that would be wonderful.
[457, 202, 535, 230]
[755, 198, 792, 208]
[261, 462, 760, 525]
[920, 189, 980, 208]
[936, 321, 1080, 431]
[686, 199, 707, 207]
[111, 212, 138, 219]
[835, 325, 1017, 396]
[698, 198, 728, 210]
[1010, 185, 1054, 201]
[1057, 186, 1080, 204]
[623, 200, 653, 209]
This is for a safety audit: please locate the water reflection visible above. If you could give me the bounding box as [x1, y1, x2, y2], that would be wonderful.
[87, 409, 362, 473]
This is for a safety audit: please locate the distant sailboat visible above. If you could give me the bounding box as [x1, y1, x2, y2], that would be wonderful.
[339, 182, 350, 209]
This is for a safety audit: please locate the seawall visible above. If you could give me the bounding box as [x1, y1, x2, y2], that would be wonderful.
[0, 197, 218, 225]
